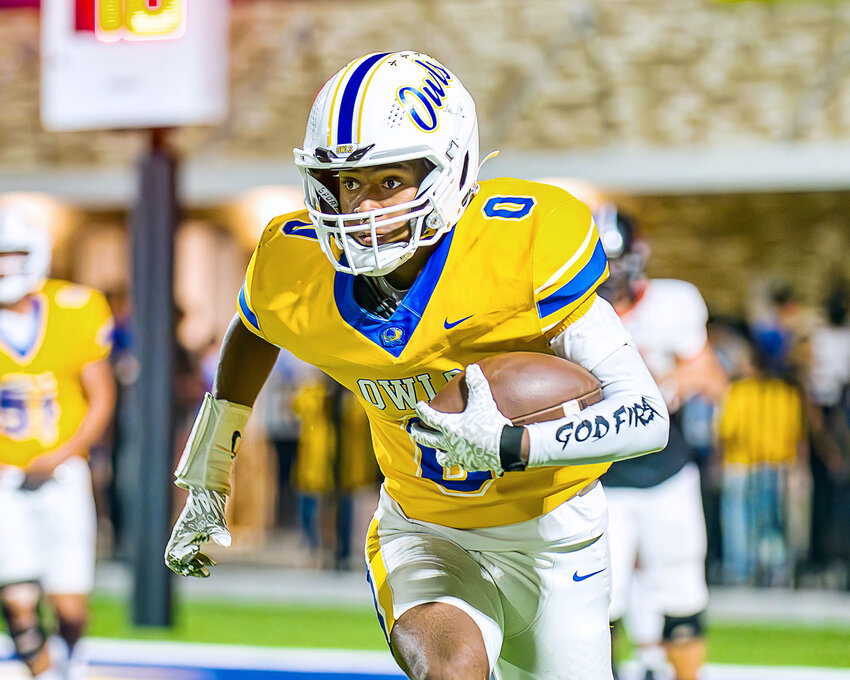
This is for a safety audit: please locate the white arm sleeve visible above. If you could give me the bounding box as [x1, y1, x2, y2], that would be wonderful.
[526, 296, 669, 467]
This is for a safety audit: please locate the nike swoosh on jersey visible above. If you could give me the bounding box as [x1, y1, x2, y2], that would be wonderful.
[444, 315, 474, 329]
[572, 568, 605, 582]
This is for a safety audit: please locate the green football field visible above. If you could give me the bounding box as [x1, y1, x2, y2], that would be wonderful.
[87, 594, 850, 668]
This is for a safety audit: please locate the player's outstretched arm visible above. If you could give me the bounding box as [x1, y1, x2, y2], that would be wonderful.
[212, 314, 282, 405]
[165, 315, 280, 577]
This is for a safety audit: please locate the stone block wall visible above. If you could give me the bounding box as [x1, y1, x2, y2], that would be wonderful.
[3, 0, 850, 168]
[1, 0, 849, 313]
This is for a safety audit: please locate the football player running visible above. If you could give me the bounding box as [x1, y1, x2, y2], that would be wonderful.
[594, 205, 728, 680]
[0, 207, 116, 680]
[165, 51, 669, 680]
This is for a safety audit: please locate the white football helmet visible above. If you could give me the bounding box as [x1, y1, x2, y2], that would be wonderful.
[594, 203, 649, 303]
[0, 208, 52, 305]
[294, 51, 480, 276]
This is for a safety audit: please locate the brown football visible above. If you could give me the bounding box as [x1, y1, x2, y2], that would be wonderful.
[429, 352, 603, 426]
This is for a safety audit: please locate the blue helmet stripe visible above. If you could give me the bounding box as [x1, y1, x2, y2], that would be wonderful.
[337, 52, 391, 145]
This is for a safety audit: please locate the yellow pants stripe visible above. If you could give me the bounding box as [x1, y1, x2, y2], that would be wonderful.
[365, 516, 395, 646]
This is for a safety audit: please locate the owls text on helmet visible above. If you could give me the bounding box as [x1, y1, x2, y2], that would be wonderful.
[0, 207, 52, 305]
[294, 51, 480, 276]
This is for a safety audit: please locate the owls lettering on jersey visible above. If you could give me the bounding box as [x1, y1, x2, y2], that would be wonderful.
[0, 280, 114, 467]
[239, 178, 609, 528]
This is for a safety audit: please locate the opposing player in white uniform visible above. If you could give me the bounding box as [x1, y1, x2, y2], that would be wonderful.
[165, 52, 669, 680]
[594, 205, 727, 680]
[0, 207, 116, 680]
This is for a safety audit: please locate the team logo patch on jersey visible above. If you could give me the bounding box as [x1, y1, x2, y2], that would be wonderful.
[380, 326, 406, 347]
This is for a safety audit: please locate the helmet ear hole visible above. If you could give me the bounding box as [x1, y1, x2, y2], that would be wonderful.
[308, 169, 341, 213]
[459, 153, 469, 189]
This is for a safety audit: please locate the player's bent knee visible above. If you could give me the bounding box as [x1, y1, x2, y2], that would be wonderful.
[391, 603, 490, 680]
[428, 648, 489, 680]
[394, 647, 488, 680]
[1, 582, 43, 628]
[392, 629, 489, 679]
[662, 611, 705, 644]
[0, 582, 48, 661]
[1, 581, 42, 617]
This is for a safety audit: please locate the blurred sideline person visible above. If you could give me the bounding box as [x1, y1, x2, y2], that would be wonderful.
[262, 351, 377, 568]
[166, 51, 668, 679]
[0, 208, 115, 680]
[260, 350, 317, 532]
[594, 205, 727, 680]
[716, 345, 806, 586]
[291, 379, 378, 569]
[804, 283, 850, 582]
[290, 376, 335, 556]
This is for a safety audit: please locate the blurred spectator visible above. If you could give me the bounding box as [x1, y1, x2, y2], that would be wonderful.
[173, 306, 208, 451]
[803, 281, 850, 586]
[749, 280, 815, 383]
[261, 349, 323, 529]
[0, 208, 115, 680]
[170, 313, 215, 524]
[332, 384, 380, 569]
[716, 344, 807, 587]
[709, 316, 755, 382]
[102, 287, 136, 558]
[290, 376, 378, 569]
[701, 316, 756, 579]
[106, 294, 207, 555]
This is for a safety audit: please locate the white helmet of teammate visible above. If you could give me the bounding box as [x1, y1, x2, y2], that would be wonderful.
[294, 51, 480, 276]
[594, 203, 649, 302]
[0, 207, 52, 305]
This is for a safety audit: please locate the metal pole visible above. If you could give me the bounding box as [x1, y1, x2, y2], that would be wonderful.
[129, 128, 177, 626]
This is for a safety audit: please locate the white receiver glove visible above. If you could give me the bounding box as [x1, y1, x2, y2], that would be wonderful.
[164, 392, 251, 578]
[165, 487, 231, 577]
[410, 363, 511, 475]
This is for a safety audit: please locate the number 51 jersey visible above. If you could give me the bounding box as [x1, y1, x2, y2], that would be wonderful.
[240, 178, 609, 529]
[0, 280, 113, 468]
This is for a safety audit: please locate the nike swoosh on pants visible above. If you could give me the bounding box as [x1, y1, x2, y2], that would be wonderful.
[572, 568, 605, 582]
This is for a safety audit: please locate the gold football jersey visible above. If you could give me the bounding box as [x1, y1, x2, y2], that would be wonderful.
[0, 280, 113, 467]
[240, 178, 609, 528]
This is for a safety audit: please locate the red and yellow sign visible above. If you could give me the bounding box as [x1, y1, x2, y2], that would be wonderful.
[75, 0, 186, 42]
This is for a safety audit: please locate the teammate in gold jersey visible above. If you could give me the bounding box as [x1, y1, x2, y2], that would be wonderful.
[166, 52, 669, 680]
[0, 207, 115, 680]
